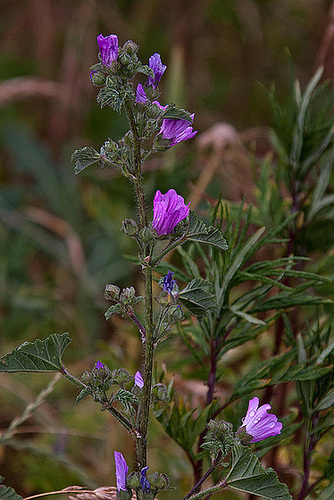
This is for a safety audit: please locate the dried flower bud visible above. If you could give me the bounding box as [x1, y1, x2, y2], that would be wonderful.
[104, 284, 121, 301]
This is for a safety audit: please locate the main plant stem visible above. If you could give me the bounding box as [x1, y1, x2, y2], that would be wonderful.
[125, 98, 154, 469]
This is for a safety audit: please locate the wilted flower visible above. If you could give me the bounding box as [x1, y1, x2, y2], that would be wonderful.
[146, 53, 166, 89]
[136, 83, 148, 104]
[114, 451, 129, 491]
[140, 466, 151, 493]
[162, 271, 177, 294]
[97, 34, 118, 67]
[134, 371, 144, 388]
[240, 397, 282, 443]
[160, 114, 197, 146]
[153, 189, 190, 236]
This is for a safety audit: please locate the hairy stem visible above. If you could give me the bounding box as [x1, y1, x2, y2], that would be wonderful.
[183, 451, 222, 500]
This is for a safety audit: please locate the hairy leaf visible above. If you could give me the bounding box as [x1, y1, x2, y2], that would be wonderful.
[0, 477, 24, 500]
[105, 303, 122, 320]
[187, 211, 228, 251]
[162, 105, 193, 122]
[178, 278, 219, 317]
[226, 446, 292, 499]
[0, 333, 71, 372]
[72, 146, 101, 175]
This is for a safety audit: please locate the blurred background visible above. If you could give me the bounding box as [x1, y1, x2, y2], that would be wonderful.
[1, 0, 334, 498]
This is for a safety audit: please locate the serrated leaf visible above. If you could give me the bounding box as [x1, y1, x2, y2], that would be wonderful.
[114, 389, 139, 406]
[76, 386, 93, 404]
[178, 278, 219, 317]
[0, 477, 24, 500]
[226, 446, 292, 499]
[162, 105, 193, 122]
[71, 146, 101, 175]
[187, 211, 228, 251]
[105, 303, 122, 320]
[0, 333, 71, 372]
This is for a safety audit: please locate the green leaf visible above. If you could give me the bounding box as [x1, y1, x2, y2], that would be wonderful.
[178, 278, 219, 317]
[229, 305, 265, 326]
[96, 77, 127, 113]
[315, 388, 334, 411]
[113, 389, 139, 407]
[105, 303, 122, 320]
[187, 211, 228, 251]
[162, 105, 193, 122]
[0, 333, 71, 372]
[226, 446, 292, 499]
[136, 64, 154, 78]
[76, 386, 93, 404]
[318, 482, 334, 500]
[71, 146, 101, 175]
[0, 477, 24, 500]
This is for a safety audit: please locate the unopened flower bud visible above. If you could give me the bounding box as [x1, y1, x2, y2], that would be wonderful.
[104, 284, 121, 301]
[120, 287, 136, 304]
[139, 226, 155, 244]
[126, 471, 140, 489]
[152, 383, 169, 402]
[118, 52, 130, 66]
[157, 291, 173, 306]
[148, 472, 170, 490]
[81, 371, 92, 384]
[112, 368, 132, 385]
[123, 40, 139, 55]
[168, 305, 184, 321]
[121, 218, 138, 237]
[90, 70, 106, 86]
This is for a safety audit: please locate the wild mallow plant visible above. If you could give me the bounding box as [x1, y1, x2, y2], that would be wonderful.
[0, 33, 294, 500]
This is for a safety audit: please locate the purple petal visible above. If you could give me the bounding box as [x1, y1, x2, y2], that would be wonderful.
[152, 189, 190, 236]
[97, 34, 118, 67]
[241, 397, 282, 443]
[95, 360, 104, 370]
[135, 371, 144, 388]
[146, 53, 166, 89]
[152, 100, 168, 111]
[136, 84, 148, 104]
[114, 451, 129, 491]
[159, 114, 197, 147]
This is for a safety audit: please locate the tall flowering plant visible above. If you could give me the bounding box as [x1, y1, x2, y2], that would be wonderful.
[0, 33, 298, 500]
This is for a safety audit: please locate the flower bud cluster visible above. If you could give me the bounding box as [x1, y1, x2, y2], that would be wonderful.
[104, 284, 143, 318]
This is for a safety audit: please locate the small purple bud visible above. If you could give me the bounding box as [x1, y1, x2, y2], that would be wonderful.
[134, 371, 144, 388]
[136, 83, 148, 104]
[95, 360, 104, 371]
[140, 466, 151, 493]
[146, 53, 166, 89]
[114, 451, 129, 491]
[153, 189, 190, 236]
[239, 397, 283, 443]
[152, 100, 168, 112]
[97, 34, 119, 67]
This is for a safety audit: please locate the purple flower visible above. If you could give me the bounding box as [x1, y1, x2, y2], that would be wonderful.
[97, 34, 118, 67]
[114, 451, 129, 491]
[152, 189, 190, 236]
[95, 360, 104, 370]
[162, 271, 176, 294]
[240, 397, 282, 443]
[134, 371, 144, 388]
[136, 83, 148, 104]
[160, 115, 197, 146]
[146, 53, 166, 89]
[140, 466, 151, 493]
[152, 100, 168, 112]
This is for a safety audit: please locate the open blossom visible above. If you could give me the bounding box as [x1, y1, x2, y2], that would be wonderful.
[160, 114, 197, 146]
[97, 34, 118, 67]
[136, 83, 148, 104]
[146, 53, 166, 89]
[240, 397, 282, 443]
[134, 370, 144, 388]
[114, 451, 129, 491]
[153, 189, 190, 236]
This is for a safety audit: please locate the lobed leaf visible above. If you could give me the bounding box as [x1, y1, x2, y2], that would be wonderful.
[178, 278, 219, 317]
[72, 146, 101, 175]
[187, 211, 228, 252]
[0, 333, 71, 373]
[0, 477, 24, 500]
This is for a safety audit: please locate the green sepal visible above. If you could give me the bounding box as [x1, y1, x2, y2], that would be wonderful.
[0, 333, 71, 373]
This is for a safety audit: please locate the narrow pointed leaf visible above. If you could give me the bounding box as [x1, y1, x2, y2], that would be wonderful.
[0, 333, 71, 372]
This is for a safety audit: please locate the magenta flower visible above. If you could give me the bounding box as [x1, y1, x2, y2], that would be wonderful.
[160, 115, 197, 146]
[134, 371, 144, 388]
[153, 189, 190, 236]
[162, 271, 177, 294]
[114, 451, 129, 491]
[97, 34, 118, 67]
[146, 53, 166, 89]
[136, 83, 147, 104]
[240, 397, 282, 443]
[95, 360, 104, 370]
